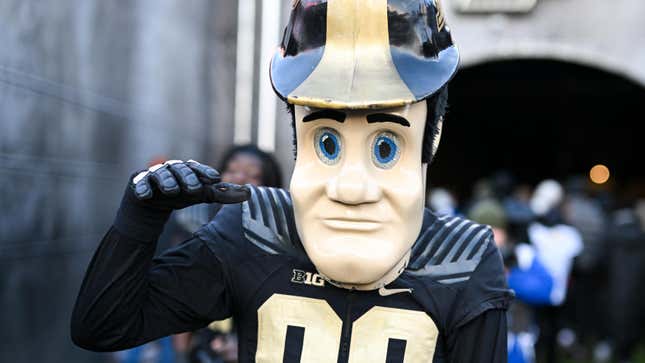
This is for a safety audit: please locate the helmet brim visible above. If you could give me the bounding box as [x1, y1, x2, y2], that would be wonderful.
[271, 45, 459, 110]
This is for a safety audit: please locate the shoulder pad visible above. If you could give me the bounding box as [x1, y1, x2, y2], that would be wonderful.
[242, 185, 306, 258]
[407, 212, 493, 285]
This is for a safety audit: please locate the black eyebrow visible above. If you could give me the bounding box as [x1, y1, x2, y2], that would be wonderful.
[302, 110, 346, 123]
[366, 113, 411, 127]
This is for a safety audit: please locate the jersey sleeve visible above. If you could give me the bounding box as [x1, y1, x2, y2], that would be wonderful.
[448, 234, 513, 334]
[71, 205, 243, 352]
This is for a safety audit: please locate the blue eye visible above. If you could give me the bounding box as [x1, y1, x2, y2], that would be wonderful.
[314, 128, 341, 165]
[372, 132, 401, 169]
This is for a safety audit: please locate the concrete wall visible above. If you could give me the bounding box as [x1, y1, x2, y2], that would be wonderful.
[0, 1, 238, 361]
[446, 0, 645, 86]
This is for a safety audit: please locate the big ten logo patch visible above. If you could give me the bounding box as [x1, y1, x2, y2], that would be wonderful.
[291, 269, 325, 287]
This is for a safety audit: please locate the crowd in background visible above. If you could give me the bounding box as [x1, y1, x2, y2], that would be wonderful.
[110, 146, 645, 363]
[430, 171, 645, 363]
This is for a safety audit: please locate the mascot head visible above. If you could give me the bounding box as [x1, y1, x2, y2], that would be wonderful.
[271, 0, 459, 290]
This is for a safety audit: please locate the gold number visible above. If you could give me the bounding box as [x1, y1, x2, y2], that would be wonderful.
[348, 306, 438, 362]
[256, 294, 439, 362]
[256, 294, 342, 362]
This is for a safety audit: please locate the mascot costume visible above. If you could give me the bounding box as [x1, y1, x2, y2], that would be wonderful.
[72, 1, 512, 362]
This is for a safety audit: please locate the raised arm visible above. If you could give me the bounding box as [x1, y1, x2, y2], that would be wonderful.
[70, 160, 248, 352]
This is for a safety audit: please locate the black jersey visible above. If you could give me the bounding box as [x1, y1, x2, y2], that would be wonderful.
[72, 186, 512, 362]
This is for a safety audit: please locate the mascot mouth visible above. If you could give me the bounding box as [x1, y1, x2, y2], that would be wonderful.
[321, 217, 383, 231]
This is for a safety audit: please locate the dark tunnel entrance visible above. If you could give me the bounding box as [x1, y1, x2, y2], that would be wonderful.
[430, 59, 645, 201]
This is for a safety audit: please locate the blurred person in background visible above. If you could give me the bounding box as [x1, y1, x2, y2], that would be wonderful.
[527, 180, 582, 363]
[607, 198, 645, 363]
[167, 144, 283, 244]
[491, 171, 516, 202]
[561, 176, 610, 361]
[563, 177, 606, 273]
[472, 178, 495, 201]
[469, 198, 554, 363]
[504, 184, 535, 244]
[472, 172, 534, 246]
[528, 180, 582, 307]
[218, 144, 283, 187]
[489, 172, 535, 248]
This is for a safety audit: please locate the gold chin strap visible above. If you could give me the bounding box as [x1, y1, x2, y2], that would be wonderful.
[287, 0, 415, 110]
[319, 250, 412, 291]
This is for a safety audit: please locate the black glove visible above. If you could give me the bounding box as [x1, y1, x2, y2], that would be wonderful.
[115, 160, 250, 241]
[129, 159, 249, 209]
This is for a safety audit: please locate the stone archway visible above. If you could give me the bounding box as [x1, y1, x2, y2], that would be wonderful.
[429, 58, 645, 199]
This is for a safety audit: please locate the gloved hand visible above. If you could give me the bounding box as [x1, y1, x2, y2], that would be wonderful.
[115, 160, 250, 241]
[129, 159, 250, 210]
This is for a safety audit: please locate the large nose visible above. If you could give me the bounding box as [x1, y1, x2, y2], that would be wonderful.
[326, 165, 382, 205]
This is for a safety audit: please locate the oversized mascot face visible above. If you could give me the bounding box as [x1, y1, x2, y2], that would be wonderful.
[290, 101, 428, 289]
[274, 0, 457, 289]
